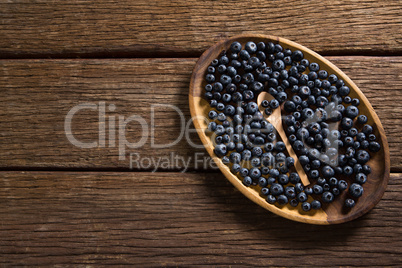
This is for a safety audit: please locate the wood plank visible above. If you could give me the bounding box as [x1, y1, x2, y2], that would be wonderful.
[0, 171, 401, 266]
[0, 57, 401, 171]
[0, 1, 401, 57]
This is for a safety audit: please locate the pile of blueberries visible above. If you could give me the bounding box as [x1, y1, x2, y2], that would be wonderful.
[204, 40, 381, 211]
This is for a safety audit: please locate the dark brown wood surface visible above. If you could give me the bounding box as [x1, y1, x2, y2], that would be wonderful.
[0, 57, 401, 171]
[0, 171, 401, 266]
[0, 0, 401, 57]
[1, 0, 401, 266]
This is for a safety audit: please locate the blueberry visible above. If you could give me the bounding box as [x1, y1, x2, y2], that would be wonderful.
[323, 183, 331, 191]
[345, 147, 356, 160]
[245, 41, 257, 53]
[318, 70, 328, 79]
[226, 142, 236, 151]
[229, 53, 238, 60]
[215, 135, 223, 144]
[243, 90, 254, 101]
[302, 108, 314, 120]
[284, 115, 296, 126]
[311, 200, 322, 210]
[278, 174, 289, 185]
[348, 128, 358, 137]
[261, 187, 270, 196]
[291, 50, 304, 61]
[352, 98, 360, 106]
[343, 96, 352, 104]
[329, 177, 338, 187]
[214, 144, 227, 157]
[362, 125, 373, 135]
[322, 191, 334, 203]
[277, 195, 289, 205]
[283, 186, 296, 199]
[344, 198, 356, 208]
[332, 188, 340, 196]
[290, 199, 299, 207]
[272, 59, 285, 71]
[217, 112, 226, 122]
[315, 178, 325, 186]
[220, 74, 232, 85]
[322, 165, 335, 178]
[349, 183, 364, 198]
[246, 102, 258, 114]
[313, 185, 323, 195]
[270, 183, 284, 196]
[362, 164, 371, 175]
[339, 86, 350, 96]
[336, 79, 345, 88]
[249, 167, 261, 180]
[293, 140, 304, 151]
[341, 117, 354, 130]
[343, 165, 353, 175]
[299, 86, 311, 99]
[229, 152, 241, 164]
[231, 164, 241, 173]
[243, 176, 253, 186]
[207, 122, 217, 132]
[345, 105, 359, 119]
[308, 149, 320, 160]
[264, 107, 272, 116]
[269, 99, 280, 109]
[269, 168, 280, 178]
[239, 50, 251, 60]
[283, 56, 292, 65]
[357, 114, 367, 125]
[273, 44, 283, 53]
[355, 173, 367, 184]
[219, 55, 229, 65]
[356, 150, 370, 164]
[369, 141, 381, 153]
[309, 169, 320, 179]
[222, 156, 230, 164]
[305, 187, 313, 195]
[302, 202, 312, 212]
[266, 195, 276, 204]
[289, 172, 301, 184]
[251, 157, 261, 167]
[239, 168, 249, 178]
[309, 62, 320, 72]
[368, 134, 377, 141]
[258, 177, 268, 188]
[230, 41, 242, 53]
[297, 192, 307, 202]
[276, 92, 288, 103]
[261, 100, 270, 108]
[328, 74, 338, 84]
[249, 56, 261, 69]
[286, 157, 295, 167]
[241, 150, 252, 161]
[296, 127, 310, 141]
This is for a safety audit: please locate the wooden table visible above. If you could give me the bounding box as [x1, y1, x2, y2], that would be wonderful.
[1, 1, 401, 266]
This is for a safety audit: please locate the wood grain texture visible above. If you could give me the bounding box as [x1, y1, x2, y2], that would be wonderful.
[0, 57, 401, 171]
[0, 171, 401, 266]
[0, 0, 401, 57]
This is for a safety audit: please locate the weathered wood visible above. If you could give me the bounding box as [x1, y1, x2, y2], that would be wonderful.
[0, 57, 401, 171]
[0, 171, 401, 266]
[0, 0, 401, 57]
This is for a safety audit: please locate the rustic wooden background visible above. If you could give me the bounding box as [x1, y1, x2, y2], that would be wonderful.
[0, 1, 401, 266]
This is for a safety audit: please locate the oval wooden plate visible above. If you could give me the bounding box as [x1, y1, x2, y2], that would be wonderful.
[189, 34, 390, 224]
